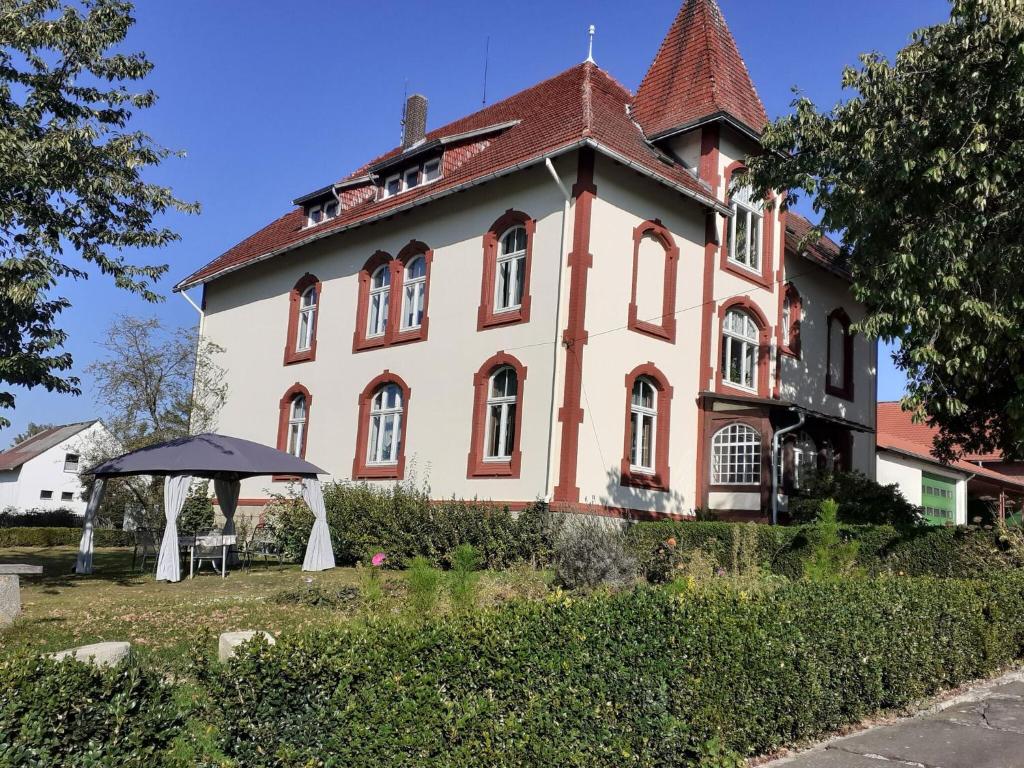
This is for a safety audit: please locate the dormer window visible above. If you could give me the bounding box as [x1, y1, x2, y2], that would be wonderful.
[306, 198, 340, 227]
[423, 159, 441, 182]
[380, 157, 443, 199]
[404, 167, 420, 190]
[385, 175, 402, 198]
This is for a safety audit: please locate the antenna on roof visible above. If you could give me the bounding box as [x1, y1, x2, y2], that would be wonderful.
[585, 23, 596, 63]
[482, 36, 490, 106]
[400, 80, 408, 146]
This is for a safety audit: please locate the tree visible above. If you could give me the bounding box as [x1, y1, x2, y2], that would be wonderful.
[744, 0, 1024, 460]
[9, 421, 55, 447]
[0, 0, 196, 430]
[78, 315, 225, 526]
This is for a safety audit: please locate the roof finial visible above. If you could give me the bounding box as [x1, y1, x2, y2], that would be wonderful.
[585, 24, 596, 63]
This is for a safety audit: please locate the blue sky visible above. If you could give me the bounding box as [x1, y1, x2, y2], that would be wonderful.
[4, 0, 951, 441]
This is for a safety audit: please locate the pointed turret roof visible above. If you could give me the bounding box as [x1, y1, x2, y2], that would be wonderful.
[632, 0, 768, 139]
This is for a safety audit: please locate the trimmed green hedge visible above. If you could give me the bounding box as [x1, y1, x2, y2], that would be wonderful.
[626, 521, 1013, 580]
[0, 527, 132, 548]
[198, 574, 1024, 765]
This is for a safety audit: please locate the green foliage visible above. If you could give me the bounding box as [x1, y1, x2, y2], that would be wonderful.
[0, 526, 130, 547]
[744, 0, 1024, 457]
[271, 582, 360, 610]
[0, 0, 197, 427]
[176, 485, 214, 535]
[803, 499, 864, 582]
[196, 574, 1024, 766]
[0, 654, 185, 767]
[405, 556, 442, 620]
[552, 517, 636, 591]
[0, 508, 81, 527]
[789, 470, 921, 526]
[359, 563, 384, 608]
[448, 543, 481, 614]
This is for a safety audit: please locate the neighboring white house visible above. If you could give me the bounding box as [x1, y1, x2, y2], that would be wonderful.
[0, 421, 112, 514]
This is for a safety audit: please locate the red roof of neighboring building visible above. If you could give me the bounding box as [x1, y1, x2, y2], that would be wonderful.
[631, 0, 768, 138]
[177, 62, 727, 291]
[876, 403, 1024, 489]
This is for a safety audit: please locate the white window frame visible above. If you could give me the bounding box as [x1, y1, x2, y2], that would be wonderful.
[63, 453, 80, 473]
[39, 489, 53, 500]
[729, 185, 763, 273]
[423, 158, 441, 182]
[381, 159, 443, 199]
[296, 285, 317, 351]
[61, 491, 74, 501]
[287, 395, 306, 457]
[494, 225, 527, 313]
[404, 166, 421, 190]
[400, 255, 427, 331]
[306, 198, 340, 227]
[721, 308, 759, 392]
[711, 423, 762, 485]
[383, 174, 402, 198]
[367, 384, 403, 465]
[485, 366, 518, 461]
[367, 265, 391, 338]
[629, 377, 657, 474]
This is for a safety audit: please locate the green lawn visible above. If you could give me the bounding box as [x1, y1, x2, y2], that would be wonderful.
[0, 546, 550, 671]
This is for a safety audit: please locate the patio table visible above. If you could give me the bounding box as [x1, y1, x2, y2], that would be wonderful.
[178, 535, 237, 579]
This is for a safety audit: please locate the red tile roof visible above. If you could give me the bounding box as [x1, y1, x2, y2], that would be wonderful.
[876, 403, 1024, 488]
[785, 211, 849, 279]
[177, 62, 726, 291]
[631, 0, 768, 139]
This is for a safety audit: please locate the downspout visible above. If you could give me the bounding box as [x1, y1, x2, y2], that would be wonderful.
[180, 288, 205, 435]
[771, 408, 805, 525]
[543, 156, 572, 503]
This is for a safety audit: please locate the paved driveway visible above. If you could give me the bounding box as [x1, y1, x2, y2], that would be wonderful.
[766, 679, 1024, 768]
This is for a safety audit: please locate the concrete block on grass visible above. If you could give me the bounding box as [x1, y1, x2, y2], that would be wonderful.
[218, 630, 275, 662]
[51, 641, 132, 667]
[0, 575, 19, 627]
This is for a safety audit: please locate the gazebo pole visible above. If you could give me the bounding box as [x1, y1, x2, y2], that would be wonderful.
[74, 479, 107, 575]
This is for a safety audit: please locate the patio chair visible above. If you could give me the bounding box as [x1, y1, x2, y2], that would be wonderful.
[239, 525, 284, 569]
[191, 529, 225, 576]
[132, 528, 159, 573]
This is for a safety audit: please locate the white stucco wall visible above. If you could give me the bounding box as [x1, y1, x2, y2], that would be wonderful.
[876, 450, 967, 524]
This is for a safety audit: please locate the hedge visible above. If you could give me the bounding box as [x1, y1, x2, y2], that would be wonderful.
[196, 574, 1024, 766]
[626, 520, 1013, 580]
[0, 527, 131, 548]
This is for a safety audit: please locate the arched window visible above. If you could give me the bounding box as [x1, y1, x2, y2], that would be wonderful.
[486, 366, 518, 460]
[781, 284, 801, 356]
[721, 308, 759, 391]
[620, 364, 672, 491]
[286, 395, 307, 456]
[276, 384, 312, 465]
[296, 285, 317, 351]
[728, 184, 763, 272]
[495, 226, 527, 313]
[367, 264, 391, 338]
[628, 220, 679, 342]
[478, 211, 535, 330]
[367, 383, 403, 465]
[826, 308, 853, 399]
[401, 255, 426, 331]
[711, 423, 761, 485]
[629, 377, 657, 472]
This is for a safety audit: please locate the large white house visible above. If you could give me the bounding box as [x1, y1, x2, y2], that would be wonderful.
[0, 421, 111, 514]
[176, 0, 877, 521]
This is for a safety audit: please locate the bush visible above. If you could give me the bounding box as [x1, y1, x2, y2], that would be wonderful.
[405, 556, 442, 619]
[802, 498, 862, 581]
[553, 517, 636, 591]
[448, 543, 481, 613]
[176, 485, 214, 535]
[0, 508, 81, 528]
[0, 654, 185, 767]
[788, 470, 921, 526]
[0, 526, 131, 548]
[199, 573, 1024, 766]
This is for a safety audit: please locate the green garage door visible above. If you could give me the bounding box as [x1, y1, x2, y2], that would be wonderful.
[922, 473, 956, 525]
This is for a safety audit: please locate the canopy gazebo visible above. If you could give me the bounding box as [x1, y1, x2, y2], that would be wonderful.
[74, 433, 335, 581]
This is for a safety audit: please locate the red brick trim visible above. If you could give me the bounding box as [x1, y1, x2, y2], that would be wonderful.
[772, 201, 788, 398]
[696, 125, 720, 507]
[720, 161, 774, 290]
[553, 148, 596, 503]
[627, 220, 679, 342]
[701, 409, 772, 513]
[715, 297, 771, 398]
[351, 244, 432, 352]
[351, 371, 411, 480]
[275, 383, 312, 481]
[620, 363, 673, 492]
[283, 273, 320, 365]
[779, 282, 802, 358]
[352, 251, 394, 352]
[477, 210, 536, 330]
[826, 307, 854, 401]
[466, 352, 527, 478]
[394, 240, 432, 346]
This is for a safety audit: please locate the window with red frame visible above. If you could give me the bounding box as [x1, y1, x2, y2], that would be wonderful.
[467, 353, 527, 478]
[283, 273, 321, 365]
[826, 308, 854, 399]
[276, 385, 312, 460]
[478, 210, 535, 330]
[620, 364, 673, 491]
[628, 220, 678, 342]
[353, 244, 431, 352]
[352, 372, 411, 480]
[781, 283, 802, 357]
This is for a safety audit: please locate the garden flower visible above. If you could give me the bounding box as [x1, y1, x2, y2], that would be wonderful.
[666, 537, 677, 548]
[371, 552, 387, 567]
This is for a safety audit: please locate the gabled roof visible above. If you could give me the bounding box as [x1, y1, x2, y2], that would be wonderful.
[177, 62, 728, 291]
[876, 403, 1024, 489]
[785, 212, 850, 279]
[631, 0, 768, 140]
[0, 421, 96, 472]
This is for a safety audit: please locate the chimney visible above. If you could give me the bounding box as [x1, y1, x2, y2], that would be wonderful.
[402, 93, 428, 149]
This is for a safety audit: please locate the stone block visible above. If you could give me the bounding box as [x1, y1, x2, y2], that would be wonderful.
[218, 630, 275, 662]
[51, 641, 132, 667]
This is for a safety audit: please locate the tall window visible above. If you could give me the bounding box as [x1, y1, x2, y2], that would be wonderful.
[367, 383, 403, 465]
[711, 423, 761, 485]
[629, 377, 657, 472]
[495, 226, 527, 312]
[781, 284, 801, 356]
[826, 308, 853, 399]
[728, 185, 763, 271]
[721, 308, 759, 390]
[485, 366, 518, 460]
[367, 265, 390, 337]
[296, 285, 317, 351]
[286, 395, 307, 457]
[401, 255, 426, 330]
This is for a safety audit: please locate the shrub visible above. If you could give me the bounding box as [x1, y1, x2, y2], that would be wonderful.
[553, 517, 636, 591]
[802, 498, 863, 581]
[0, 508, 81, 528]
[0, 526, 131, 548]
[176, 485, 214, 535]
[448, 543, 481, 613]
[200, 573, 1024, 766]
[405, 556, 442, 619]
[272, 583, 360, 610]
[263, 487, 313, 562]
[0, 654, 184, 767]
[789, 470, 921, 526]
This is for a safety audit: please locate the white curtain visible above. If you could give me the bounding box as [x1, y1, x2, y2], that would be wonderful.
[214, 478, 241, 565]
[156, 475, 191, 582]
[74, 479, 107, 575]
[301, 477, 335, 572]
